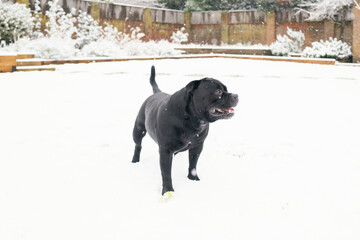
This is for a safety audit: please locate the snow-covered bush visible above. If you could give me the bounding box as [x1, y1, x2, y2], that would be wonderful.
[0, 0, 34, 43]
[32, 0, 43, 39]
[170, 27, 188, 44]
[0, 0, 182, 58]
[45, 0, 105, 49]
[6, 37, 77, 59]
[270, 28, 305, 56]
[102, 22, 123, 42]
[125, 40, 180, 56]
[80, 39, 124, 57]
[45, 0, 77, 39]
[302, 38, 352, 59]
[287, 28, 305, 53]
[122, 27, 145, 43]
[270, 35, 295, 56]
[75, 10, 102, 49]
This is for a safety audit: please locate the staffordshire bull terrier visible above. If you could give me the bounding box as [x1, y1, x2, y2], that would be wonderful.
[132, 66, 238, 196]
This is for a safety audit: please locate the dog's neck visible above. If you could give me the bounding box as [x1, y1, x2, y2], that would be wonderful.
[169, 89, 209, 130]
[186, 114, 208, 130]
[185, 95, 209, 130]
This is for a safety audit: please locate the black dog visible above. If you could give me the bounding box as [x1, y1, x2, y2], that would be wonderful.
[132, 66, 238, 196]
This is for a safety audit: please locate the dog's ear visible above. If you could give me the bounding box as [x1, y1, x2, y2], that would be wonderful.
[185, 80, 201, 93]
[184, 80, 201, 118]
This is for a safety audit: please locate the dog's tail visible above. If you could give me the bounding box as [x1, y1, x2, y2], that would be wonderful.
[150, 66, 161, 94]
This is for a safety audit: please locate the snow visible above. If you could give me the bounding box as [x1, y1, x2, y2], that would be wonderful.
[0, 1, 34, 43]
[270, 28, 305, 56]
[1, 58, 360, 240]
[297, 0, 353, 21]
[111, 0, 162, 8]
[302, 38, 352, 59]
[0, 52, 17, 56]
[179, 44, 269, 50]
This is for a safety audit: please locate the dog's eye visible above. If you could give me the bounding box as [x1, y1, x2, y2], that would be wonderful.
[215, 89, 223, 96]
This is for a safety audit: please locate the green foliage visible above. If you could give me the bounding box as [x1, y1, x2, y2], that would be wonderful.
[159, 0, 301, 11]
[158, 0, 187, 10]
[0, 1, 34, 43]
[254, 0, 278, 11]
[185, 0, 222, 11]
[222, 0, 257, 10]
[253, 0, 301, 11]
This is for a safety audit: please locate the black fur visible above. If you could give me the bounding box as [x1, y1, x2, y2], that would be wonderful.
[132, 66, 238, 195]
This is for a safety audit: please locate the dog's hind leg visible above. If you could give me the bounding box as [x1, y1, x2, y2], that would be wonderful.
[132, 111, 147, 163]
[187, 144, 203, 181]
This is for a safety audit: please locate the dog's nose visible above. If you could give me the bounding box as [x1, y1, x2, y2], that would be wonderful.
[231, 94, 239, 104]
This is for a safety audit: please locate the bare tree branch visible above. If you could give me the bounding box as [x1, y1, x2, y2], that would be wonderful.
[354, 0, 360, 10]
[296, 0, 353, 21]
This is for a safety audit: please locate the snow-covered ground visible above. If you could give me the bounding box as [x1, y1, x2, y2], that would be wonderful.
[0, 59, 359, 240]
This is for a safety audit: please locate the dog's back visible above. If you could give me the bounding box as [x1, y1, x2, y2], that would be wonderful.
[132, 66, 169, 146]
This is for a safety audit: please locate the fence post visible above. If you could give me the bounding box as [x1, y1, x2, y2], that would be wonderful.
[353, 4, 360, 63]
[90, 1, 101, 22]
[266, 11, 276, 45]
[184, 12, 191, 42]
[221, 11, 229, 45]
[323, 19, 335, 40]
[144, 8, 153, 41]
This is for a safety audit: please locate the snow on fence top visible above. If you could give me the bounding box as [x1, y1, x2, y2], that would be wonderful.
[276, 9, 310, 23]
[229, 10, 266, 24]
[152, 9, 184, 24]
[191, 11, 222, 25]
[29, 0, 356, 26]
[29, 0, 89, 14]
[99, 2, 144, 21]
[30, 0, 351, 25]
[276, 8, 353, 23]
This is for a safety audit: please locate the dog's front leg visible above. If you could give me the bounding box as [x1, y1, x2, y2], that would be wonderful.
[188, 144, 203, 181]
[159, 148, 174, 195]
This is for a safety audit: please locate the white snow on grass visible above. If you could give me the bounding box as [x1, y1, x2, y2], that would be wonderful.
[1, 59, 360, 240]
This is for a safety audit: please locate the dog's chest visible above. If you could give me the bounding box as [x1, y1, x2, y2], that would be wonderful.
[180, 132, 197, 145]
[174, 133, 198, 153]
[177, 125, 208, 149]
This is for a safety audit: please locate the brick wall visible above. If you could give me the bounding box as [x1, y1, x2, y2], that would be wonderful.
[18, 0, 359, 62]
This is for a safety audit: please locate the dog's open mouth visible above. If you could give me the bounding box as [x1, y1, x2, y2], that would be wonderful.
[209, 107, 235, 116]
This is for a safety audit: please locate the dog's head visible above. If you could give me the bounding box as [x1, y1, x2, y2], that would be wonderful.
[186, 78, 238, 123]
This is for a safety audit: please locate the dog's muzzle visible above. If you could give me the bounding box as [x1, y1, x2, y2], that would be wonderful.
[209, 93, 238, 119]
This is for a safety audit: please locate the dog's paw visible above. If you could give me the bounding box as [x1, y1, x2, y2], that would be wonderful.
[188, 175, 200, 181]
[131, 154, 140, 163]
[188, 169, 200, 181]
[161, 191, 174, 203]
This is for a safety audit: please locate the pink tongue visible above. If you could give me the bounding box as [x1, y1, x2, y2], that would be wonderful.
[226, 108, 234, 113]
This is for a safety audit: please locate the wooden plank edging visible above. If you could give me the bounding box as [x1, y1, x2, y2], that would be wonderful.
[27, 54, 336, 66]
[9, 54, 338, 73]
